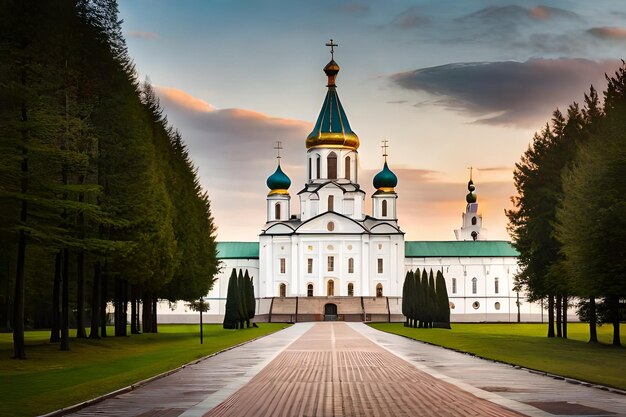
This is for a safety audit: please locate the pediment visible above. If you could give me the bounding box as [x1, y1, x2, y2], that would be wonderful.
[295, 212, 366, 234]
[263, 222, 296, 234]
[369, 222, 402, 234]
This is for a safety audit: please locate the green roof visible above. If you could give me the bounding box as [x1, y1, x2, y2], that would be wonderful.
[404, 241, 518, 257]
[216, 241, 518, 259]
[217, 242, 259, 259]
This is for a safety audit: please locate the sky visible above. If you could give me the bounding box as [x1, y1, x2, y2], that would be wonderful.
[118, 0, 626, 242]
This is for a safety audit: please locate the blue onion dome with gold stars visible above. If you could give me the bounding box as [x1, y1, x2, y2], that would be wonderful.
[466, 178, 477, 203]
[306, 40, 360, 151]
[267, 164, 291, 196]
[373, 162, 398, 193]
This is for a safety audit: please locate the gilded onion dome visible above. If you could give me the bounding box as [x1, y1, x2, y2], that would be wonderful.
[266, 164, 291, 196]
[373, 162, 398, 193]
[466, 179, 477, 203]
[306, 59, 360, 151]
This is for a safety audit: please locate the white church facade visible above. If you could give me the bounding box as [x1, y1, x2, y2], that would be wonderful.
[158, 48, 548, 323]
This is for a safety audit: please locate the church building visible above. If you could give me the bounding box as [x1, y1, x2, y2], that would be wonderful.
[157, 45, 547, 323]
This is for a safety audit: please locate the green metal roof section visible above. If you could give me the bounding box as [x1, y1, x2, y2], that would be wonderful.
[217, 242, 259, 259]
[404, 241, 518, 258]
[216, 241, 517, 259]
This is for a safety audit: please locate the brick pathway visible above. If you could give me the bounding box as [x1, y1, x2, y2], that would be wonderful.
[204, 323, 523, 417]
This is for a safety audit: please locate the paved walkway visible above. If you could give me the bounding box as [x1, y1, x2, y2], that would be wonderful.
[64, 322, 626, 417]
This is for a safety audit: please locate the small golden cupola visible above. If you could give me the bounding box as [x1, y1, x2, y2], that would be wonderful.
[306, 39, 360, 151]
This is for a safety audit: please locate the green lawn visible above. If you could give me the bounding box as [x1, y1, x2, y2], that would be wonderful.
[0, 323, 290, 417]
[369, 322, 626, 390]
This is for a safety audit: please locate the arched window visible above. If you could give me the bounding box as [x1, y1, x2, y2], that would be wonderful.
[308, 157, 312, 180]
[316, 155, 321, 179]
[376, 283, 383, 297]
[348, 258, 354, 274]
[472, 277, 477, 294]
[494, 277, 499, 294]
[327, 152, 337, 179]
[327, 280, 334, 296]
[494, 302, 501, 310]
[274, 203, 281, 220]
[345, 156, 351, 180]
[328, 195, 334, 212]
[452, 278, 457, 294]
[471, 216, 477, 225]
[279, 283, 286, 298]
[307, 284, 313, 297]
[382, 200, 388, 217]
[348, 283, 354, 296]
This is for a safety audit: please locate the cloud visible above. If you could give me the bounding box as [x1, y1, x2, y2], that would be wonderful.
[457, 5, 581, 25]
[475, 166, 513, 173]
[587, 26, 626, 40]
[390, 7, 430, 29]
[127, 30, 159, 40]
[359, 167, 514, 240]
[390, 58, 618, 127]
[156, 86, 215, 112]
[154, 86, 312, 240]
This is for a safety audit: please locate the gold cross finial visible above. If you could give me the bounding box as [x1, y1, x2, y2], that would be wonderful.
[381, 139, 389, 162]
[274, 141, 283, 163]
[325, 38, 338, 60]
[467, 166, 473, 180]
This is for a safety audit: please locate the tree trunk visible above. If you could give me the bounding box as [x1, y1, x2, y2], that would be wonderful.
[611, 296, 621, 347]
[12, 229, 26, 359]
[588, 296, 598, 343]
[12, 86, 29, 360]
[100, 270, 107, 337]
[130, 285, 140, 334]
[562, 296, 568, 339]
[60, 249, 70, 351]
[76, 250, 86, 338]
[89, 262, 100, 339]
[556, 295, 562, 338]
[142, 293, 151, 333]
[115, 279, 128, 337]
[50, 251, 61, 342]
[547, 294, 555, 338]
[151, 298, 158, 333]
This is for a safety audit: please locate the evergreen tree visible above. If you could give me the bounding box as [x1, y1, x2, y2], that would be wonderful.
[237, 269, 247, 329]
[556, 63, 626, 346]
[245, 270, 256, 327]
[428, 270, 436, 329]
[402, 271, 411, 327]
[414, 268, 422, 328]
[223, 269, 241, 329]
[435, 271, 451, 329]
[421, 270, 430, 328]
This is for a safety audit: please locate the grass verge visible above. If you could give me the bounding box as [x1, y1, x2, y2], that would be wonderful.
[369, 322, 626, 391]
[0, 323, 290, 417]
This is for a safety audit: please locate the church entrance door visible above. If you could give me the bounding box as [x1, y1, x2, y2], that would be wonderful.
[324, 303, 337, 321]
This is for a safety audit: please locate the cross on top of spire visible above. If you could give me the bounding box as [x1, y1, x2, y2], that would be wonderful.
[467, 166, 473, 181]
[325, 38, 338, 60]
[381, 139, 389, 161]
[274, 141, 283, 163]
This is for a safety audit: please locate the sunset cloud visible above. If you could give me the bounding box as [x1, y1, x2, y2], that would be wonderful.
[587, 26, 626, 40]
[154, 86, 312, 240]
[390, 58, 618, 127]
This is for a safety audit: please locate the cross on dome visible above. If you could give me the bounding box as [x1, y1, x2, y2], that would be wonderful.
[325, 38, 338, 60]
[274, 141, 283, 163]
[381, 139, 389, 162]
